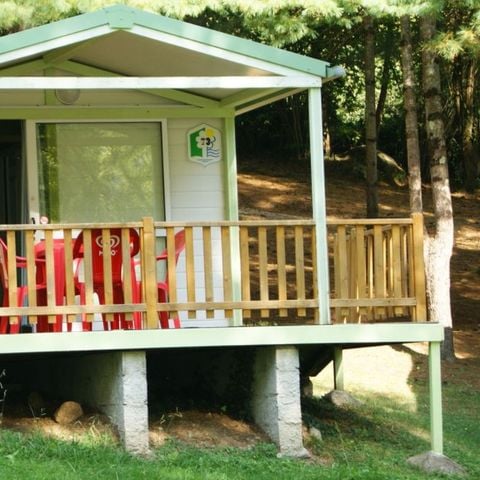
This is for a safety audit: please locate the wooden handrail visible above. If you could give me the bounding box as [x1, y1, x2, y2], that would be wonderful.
[0, 215, 428, 331]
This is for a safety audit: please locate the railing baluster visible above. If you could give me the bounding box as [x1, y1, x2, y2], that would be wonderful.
[202, 226, 214, 319]
[142, 217, 158, 329]
[185, 227, 196, 319]
[355, 226, 367, 321]
[392, 226, 403, 316]
[276, 226, 288, 317]
[407, 225, 415, 318]
[44, 230, 57, 326]
[295, 225, 306, 317]
[348, 228, 357, 322]
[337, 225, 349, 322]
[83, 229, 94, 324]
[373, 225, 386, 318]
[333, 228, 340, 322]
[386, 228, 394, 318]
[63, 229, 76, 325]
[102, 229, 114, 325]
[367, 230, 374, 320]
[221, 226, 233, 318]
[6, 231, 19, 329]
[258, 226, 269, 318]
[239, 226, 251, 318]
[121, 228, 133, 324]
[25, 230, 37, 326]
[401, 226, 409, 306]
[311, 226, 319, 324]
[166, 227, 178, 321]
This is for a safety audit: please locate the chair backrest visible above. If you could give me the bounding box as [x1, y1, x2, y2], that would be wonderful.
[157, 229, 186, 284]
[158, 230, 185, 262]
[0, 238, 27, 290]
[0, 240, 8, 290]
[73, 228, 140, 284]
[171, 229, 186, 264]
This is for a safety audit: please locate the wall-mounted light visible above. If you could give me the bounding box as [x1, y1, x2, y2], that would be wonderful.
[55, 89, 81, 105]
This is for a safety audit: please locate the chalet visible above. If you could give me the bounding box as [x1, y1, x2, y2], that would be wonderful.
[0, 5, 443, 458]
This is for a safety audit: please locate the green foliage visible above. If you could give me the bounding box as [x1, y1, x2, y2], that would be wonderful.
[433, 2, 480, 60]
[0, 0, 81, 32]
[0, 0, 479, 188]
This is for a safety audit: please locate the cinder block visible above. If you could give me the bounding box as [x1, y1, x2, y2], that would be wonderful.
[252, 346, 308, 458]
[44, 350, 149, 455]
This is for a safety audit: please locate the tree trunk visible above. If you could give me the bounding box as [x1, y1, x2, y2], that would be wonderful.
[364, 15, 378, 218]
[462, 58, 478, 192]
[400, 15, 423, 214]
[323, 89, 335, 159]
[324, 124, 332, 159]
[376, 24, 394, 135]
[420, 14, 456, 361]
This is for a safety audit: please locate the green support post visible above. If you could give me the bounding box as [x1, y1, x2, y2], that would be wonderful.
[333, 346, 344, 391]
[429, 341, 443, 454]
[224, 116, 242, 326]
[308, 87, 330, 325]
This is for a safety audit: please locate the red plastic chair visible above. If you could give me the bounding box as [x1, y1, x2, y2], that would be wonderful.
[73, 228, 140, 331]
[156, 230, 185, 329]
[34, 238, 72, 333]
[0, 238, 46, 334]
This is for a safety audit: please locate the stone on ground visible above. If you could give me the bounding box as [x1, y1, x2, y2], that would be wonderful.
[323, 390, 362, 407]
[54, 401, 83, 425]
[308, 426, 323, 442]
[407, 451, 466, 476]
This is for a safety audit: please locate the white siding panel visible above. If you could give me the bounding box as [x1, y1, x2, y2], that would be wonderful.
[162, 120, 228, 326]
[166, 119, 225, 221]
[171, 175, 223, 192]
[169, 154, 223, 178]
[171, 208, 224, 221]
[167, 118, 225, 220]
[171, 191, 223, 209]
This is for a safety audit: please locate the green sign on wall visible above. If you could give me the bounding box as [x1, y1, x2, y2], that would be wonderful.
[187, 124, 222, 166]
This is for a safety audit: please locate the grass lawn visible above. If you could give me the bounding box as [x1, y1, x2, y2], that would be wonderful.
[0, 344, 477, 479]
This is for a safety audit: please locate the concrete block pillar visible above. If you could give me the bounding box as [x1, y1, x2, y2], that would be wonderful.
[252, 346, 308, 458]
[107, 351, 149, 455]
[49, 350, 149, 455]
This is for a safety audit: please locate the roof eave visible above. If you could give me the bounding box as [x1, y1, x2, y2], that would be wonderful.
[0, 5, 337, 80]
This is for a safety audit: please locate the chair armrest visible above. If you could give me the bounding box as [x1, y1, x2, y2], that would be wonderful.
[133, 252, 167, 267]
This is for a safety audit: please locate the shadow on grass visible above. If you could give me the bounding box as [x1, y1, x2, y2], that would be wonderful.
[302, 394, 428, 454]
[390, 342, 480, 476]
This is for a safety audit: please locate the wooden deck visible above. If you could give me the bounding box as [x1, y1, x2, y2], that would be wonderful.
[0, 214, 428, 335]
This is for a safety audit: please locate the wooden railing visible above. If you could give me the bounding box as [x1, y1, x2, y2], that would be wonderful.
[0, 215, 427, 332]
[328, 213, 427, 323]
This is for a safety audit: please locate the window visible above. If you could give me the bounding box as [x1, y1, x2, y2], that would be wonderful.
[36, 122, 165, 223]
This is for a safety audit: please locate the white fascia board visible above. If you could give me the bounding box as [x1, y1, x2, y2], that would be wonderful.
[0, 76, 322, 90]
[131, 25, 320, 79]
[0, 26, 112, 66]
[0, 324, 444, 355]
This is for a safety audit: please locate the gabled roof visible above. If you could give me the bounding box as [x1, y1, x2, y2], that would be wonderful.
[0, 5, 343, 113]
